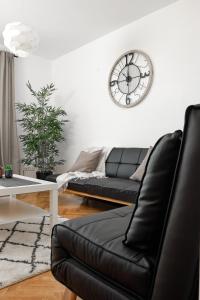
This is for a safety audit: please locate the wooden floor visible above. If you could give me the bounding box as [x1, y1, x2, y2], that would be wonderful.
[0, 191, 121, 300]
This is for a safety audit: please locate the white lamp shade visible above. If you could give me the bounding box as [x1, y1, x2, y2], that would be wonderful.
[3, 22, 39, 57]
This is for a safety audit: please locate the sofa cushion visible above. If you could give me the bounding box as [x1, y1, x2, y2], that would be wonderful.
[105, 148, 148, 179]
[53, 206, 154, 298]
[68, 177, 140, 203]
[124, 130, 182, 252]
[68, 150, 102, 172]
[130, 146, 153, 181]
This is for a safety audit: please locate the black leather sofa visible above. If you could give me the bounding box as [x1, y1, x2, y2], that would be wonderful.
[51, 105, 199, 300]
[67, 148, 148, 205]
[47, 147, 148, 205]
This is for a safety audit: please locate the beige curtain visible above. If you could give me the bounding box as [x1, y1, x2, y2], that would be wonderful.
[0, 51, 20, 173]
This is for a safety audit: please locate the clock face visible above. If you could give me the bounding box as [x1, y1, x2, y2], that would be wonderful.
[109, 50, 153, 108]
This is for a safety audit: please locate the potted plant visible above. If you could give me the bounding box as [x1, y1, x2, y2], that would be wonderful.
[16, 82, 67, 180]
[5, 164, 13, 178]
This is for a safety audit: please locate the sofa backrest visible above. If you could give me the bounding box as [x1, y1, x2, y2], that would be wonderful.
[151, 105, 200, 300]
[105, 147, 148, 179]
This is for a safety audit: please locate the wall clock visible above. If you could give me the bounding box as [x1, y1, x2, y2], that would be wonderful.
[109, 50, 153, 108]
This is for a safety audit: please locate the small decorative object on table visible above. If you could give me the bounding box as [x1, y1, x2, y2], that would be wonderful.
[5, 164, 13, 178]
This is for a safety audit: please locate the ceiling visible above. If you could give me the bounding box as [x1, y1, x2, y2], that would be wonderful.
[0, 0, 178, 60]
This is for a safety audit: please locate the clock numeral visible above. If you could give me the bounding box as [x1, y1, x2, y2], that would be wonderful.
[129, 53, 134, 65]
[125, 55, 128, 66]
[140, 71, 150, 78]
[110, 80, 118, 87]
[126, 95, 131, 105]
[125, 53, 134, 66]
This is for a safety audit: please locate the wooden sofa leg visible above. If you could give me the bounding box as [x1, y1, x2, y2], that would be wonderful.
[63, 288, 77, 300]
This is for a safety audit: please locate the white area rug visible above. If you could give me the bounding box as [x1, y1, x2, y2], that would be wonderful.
[0, 215, 66, 289]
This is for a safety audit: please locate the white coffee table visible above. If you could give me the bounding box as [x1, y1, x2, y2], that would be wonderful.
[0, 174, 58, 228]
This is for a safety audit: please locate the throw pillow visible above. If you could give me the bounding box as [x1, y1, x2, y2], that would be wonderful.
[68, 150, 102, 173]
[130, 146, 153, 181]
[124, 130, 182, 252]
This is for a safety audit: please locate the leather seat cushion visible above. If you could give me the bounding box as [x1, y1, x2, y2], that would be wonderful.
[54, 206, 154, 298]
[67, 177, 140, 203]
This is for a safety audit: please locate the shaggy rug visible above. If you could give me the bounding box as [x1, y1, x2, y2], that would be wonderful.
[0, 215, 66, 288]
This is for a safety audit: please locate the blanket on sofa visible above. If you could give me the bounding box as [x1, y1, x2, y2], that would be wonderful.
[56, 171, 105, 190]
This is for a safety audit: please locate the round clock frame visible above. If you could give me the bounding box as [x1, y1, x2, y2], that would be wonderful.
[108, 50, 153, 108]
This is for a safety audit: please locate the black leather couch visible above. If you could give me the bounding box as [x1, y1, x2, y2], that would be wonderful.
[51, 105, 199, 300]
[47, 148, 148, 205]
[68, 148, 148, 204]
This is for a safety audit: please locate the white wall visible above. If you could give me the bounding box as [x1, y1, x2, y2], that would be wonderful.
[15, 55, 52, 104]
[51, 0, 200, 169]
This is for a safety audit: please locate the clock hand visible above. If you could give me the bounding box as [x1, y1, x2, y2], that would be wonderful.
[126, 63, 131, 104]
[118, 79, 127, 83]
[127, 64, 130, 94]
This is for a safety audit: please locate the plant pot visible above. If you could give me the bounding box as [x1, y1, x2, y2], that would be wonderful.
[5, 169, 13, 178]
[36, 170, 53, 180]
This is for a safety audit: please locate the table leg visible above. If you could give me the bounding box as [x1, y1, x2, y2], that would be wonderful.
[50, 189, 58, 228]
